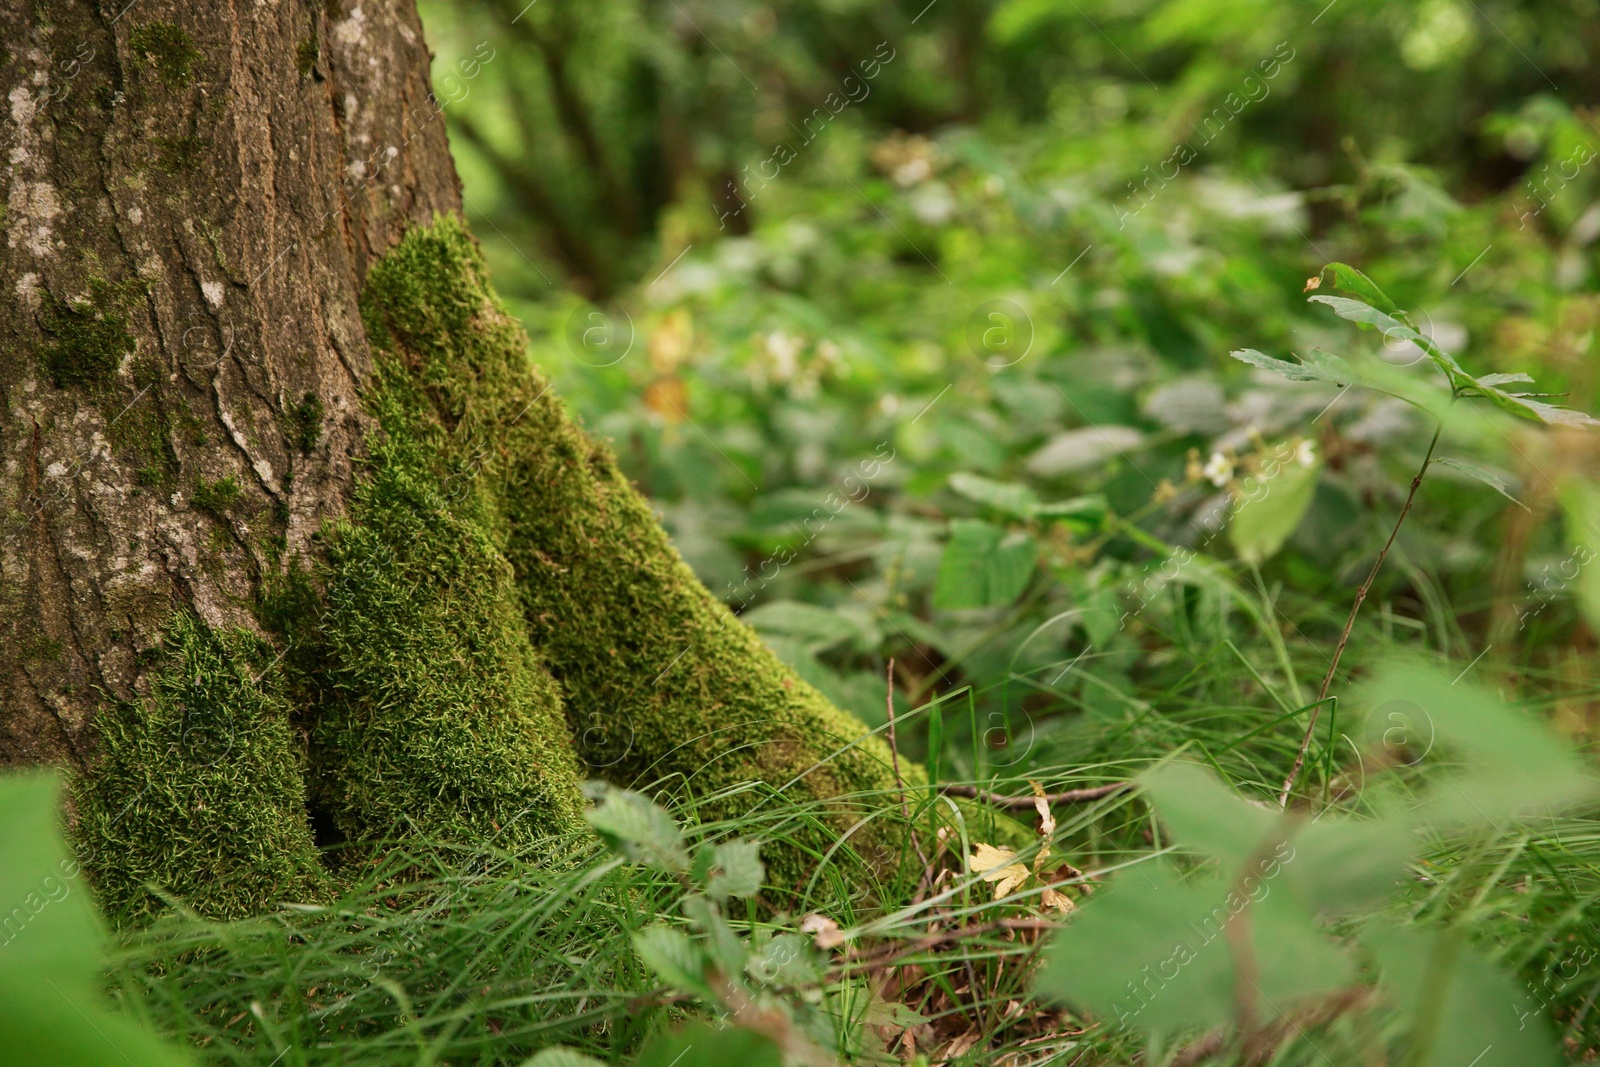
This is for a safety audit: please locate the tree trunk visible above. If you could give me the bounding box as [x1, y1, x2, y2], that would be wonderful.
[1, 0, 906, 920]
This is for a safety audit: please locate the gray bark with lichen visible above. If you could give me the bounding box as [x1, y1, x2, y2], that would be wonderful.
[2, 0, 912, 921]
[1, 0, 452, 766]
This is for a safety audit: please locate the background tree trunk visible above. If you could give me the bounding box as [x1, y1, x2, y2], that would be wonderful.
[2, 0, 907, 920]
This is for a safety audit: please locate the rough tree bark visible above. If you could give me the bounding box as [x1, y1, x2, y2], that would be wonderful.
[1, 0, 908, 920]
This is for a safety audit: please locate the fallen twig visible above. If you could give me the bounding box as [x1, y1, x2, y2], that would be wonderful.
[939, 782, 1130, 809]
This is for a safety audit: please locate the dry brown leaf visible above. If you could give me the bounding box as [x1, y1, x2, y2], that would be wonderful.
[800, 913, 846, 950]
[968, 843, 1030, 900]
[941, 1029, 982, 1062]
[1040, 886, 1076, 914]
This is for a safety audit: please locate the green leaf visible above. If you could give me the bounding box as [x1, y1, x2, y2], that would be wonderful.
[1364, 925, 1562, 1067]
[1139, 762, 1277, 870]
[1036, 863, 1353, 1035]
[1140, 763, 1417, 916]
[585, 784, 689, 872]
[1307, 293, 1472, 388]
[934, 519, 1037, 608]
[632, 1022, 784, 1067]
[1433, 457, 1528, 510]
[1228, 459, 1320, 564]
[1475, 372, 1536, 387]
[705, 840, 765, 900]
[1037, 865, 1235, 1033]
[948, 472, 1039, 518]
[1307, 270, 1596, 425]
[1358, 663, 1600, 826]
[742, 600, 862, 650]
[1282, 816, 1418, 914]
[681, 896, 748, 976]
[1560, 480, 1600, 631]
[633, 925, 713, 999]
[1033, 494, 1110, 522]
[745, 933, 822, 987]
[1308, 294, 1419, 337]
[519, 1049, 608, 1067]
[0, 773, 194, 1067]
[1321, 262, 1402, 316]
[1230, 347, 1358, 385]
[862, 995, 929, 1028]
[1463, 378, 1600, 427]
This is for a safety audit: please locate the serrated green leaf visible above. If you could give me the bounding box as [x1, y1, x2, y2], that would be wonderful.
[633, 925, 713, 998]
[1463, 380, 1600, 427]
[585, 785, 689, 872]
[1282, 816, 1418, 914]
[682, 896, 747, 976]
[1474, 372, 1536, 387]
[862, 995, 929, 1028]
[705, 840, 764, 900]
[1037, 863, 1353, 1035]
[1307, 271, 1596, 425]
[1229, 459, 1320, 564]
[1140, 763, 1416, 916]
[949, 472, 1039, 518]
[745, 933, 822, 987]
[1307, 293, 1472, 386]
[1433, 457, 1528, 510]
[1308, 294, 1418, 337]
[990, 531, 1037, 602]
[1230, 347, 1357, 385]
[1321, 262, 1402, 316]
[1139, 762, 1277, 870]
[1364, 925, 1562, 1067]
[1358, 663, 1600, 826]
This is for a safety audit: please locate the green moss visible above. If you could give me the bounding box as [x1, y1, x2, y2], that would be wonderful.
[296, 34, 319, 77]
[106, 359, 181, 490]
[284, 391, 324, 455]
[128, 22, 199, 87]
[191, 475, 240, 518]
[152, 134, 207, 174]
[359, 216, 912, 891]
[267, 331, 588, 855]
[71, 613, 330, 922]
[38, 281, 135, 389]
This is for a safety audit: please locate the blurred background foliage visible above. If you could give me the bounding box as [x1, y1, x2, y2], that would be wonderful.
[418, 0, 1600, 764]
[400, 0, 1600, 1048]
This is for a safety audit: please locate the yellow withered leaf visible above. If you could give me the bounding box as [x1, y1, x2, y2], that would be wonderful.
[968, 843, 1031, 900]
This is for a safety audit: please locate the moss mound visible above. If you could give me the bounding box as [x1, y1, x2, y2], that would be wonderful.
[359, 215, 912, 889]
[295, 357, 588, 852]
[72, 614, 329, 922]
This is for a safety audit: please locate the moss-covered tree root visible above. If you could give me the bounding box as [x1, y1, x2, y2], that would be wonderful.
[71, 215, 912, 920]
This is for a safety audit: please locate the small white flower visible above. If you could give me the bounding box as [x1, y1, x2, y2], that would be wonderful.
[1203, 451, 1234, 487]
[893, 157, 931, 186]
[764, 330, 803, 381]
[1296, 439, 1316, 468]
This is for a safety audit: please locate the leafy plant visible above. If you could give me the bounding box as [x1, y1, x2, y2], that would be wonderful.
[1036, 663, 1598, 1064]
[0, 774, 191, 1066]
